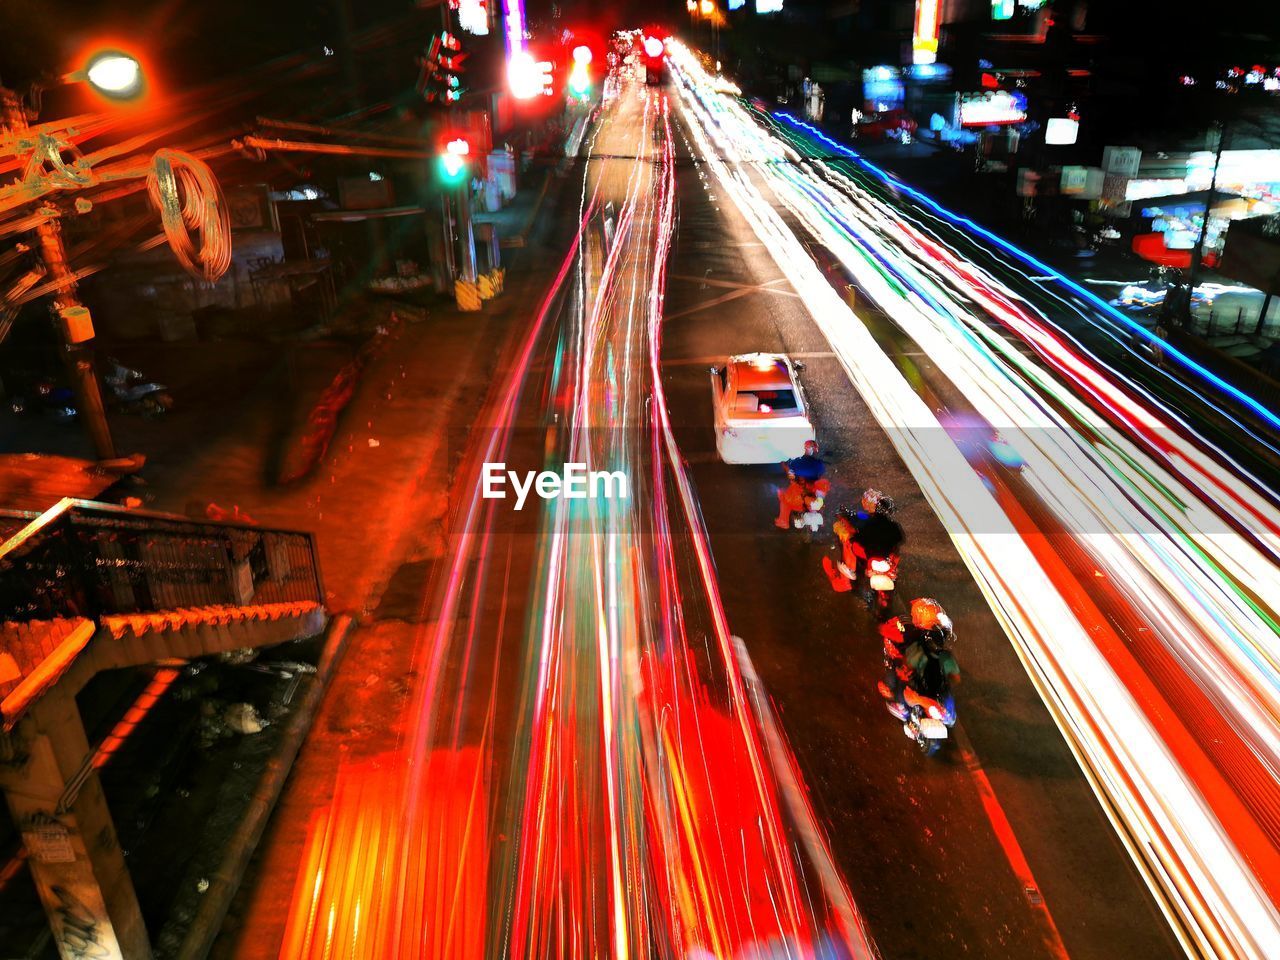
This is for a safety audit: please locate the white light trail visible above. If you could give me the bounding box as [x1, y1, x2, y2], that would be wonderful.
[669, 41, 1280, 959]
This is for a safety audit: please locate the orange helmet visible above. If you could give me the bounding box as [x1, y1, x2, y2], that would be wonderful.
[803, 439, 819, 456]
[861, 488, 884, 513]
[910, 597, 947, 631]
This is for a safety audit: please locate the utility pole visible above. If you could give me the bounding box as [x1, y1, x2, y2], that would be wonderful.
[455, 177, 477, 283]
[1183, 119, 1227, 327]
[1, 87, 116, 460]
[439, 1, 477, 287]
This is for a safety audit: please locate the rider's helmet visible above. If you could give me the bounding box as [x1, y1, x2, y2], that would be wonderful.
[910, 597, 948, 631]
[862, 488, 896, 517]
[803, 439, 819, 457]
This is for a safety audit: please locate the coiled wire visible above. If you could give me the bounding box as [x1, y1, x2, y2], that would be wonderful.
[146, 148, 231, 282]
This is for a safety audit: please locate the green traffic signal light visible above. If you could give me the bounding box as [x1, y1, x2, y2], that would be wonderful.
[569, 62, 591, 98]
[438, 138, 470, 185]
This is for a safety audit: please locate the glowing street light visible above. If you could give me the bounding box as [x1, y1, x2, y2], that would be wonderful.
[700, 0, 715, 14]
[83, 51, 144, 99]
[568, 45, 592, 100]
[508, 49, 551, 100]
[643, 36, 665, 58]
[439, 137, 471, 183]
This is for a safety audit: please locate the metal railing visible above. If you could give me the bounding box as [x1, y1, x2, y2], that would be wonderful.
[1199, 306, 1279, 340]
[0, 509, 38, 544]
[0, 499, 323, 622]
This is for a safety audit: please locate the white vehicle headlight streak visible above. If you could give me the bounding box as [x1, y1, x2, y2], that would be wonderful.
[669, 40, 1280, 960]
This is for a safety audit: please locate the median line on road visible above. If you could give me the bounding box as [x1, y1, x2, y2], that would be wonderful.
[662, 351, 836, 367]
[667, 273, 799, 295]
[954, 725, 1072, 960]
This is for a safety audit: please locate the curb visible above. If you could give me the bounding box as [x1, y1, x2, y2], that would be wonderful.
[174, 612, 358, 960]
[277, 311, 405, 485]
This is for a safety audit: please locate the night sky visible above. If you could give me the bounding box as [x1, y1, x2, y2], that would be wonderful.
[0, 0, 421, 89]
[0, 0, 675, 87]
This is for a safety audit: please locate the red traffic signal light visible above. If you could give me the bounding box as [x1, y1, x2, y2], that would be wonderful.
[440, 31, 467, 71]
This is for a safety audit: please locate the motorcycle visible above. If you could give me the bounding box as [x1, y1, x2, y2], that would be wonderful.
[897, 686, 957, 757]
[864, 552, 900, 617]
[824, 505, 901, 613]
[780, 472, 830, 532]
[878, 672, 956, 758]
[877, 632, 956, 757]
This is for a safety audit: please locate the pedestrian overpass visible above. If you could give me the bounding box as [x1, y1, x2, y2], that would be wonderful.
[0, 499, 328, 960]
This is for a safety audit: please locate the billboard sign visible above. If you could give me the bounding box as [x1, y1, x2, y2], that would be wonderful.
[913, 0, 940, 65]
[1102, 145, 1142, 176]
[1060, 165, 1105, 199]
[459, 0, 490, 35]
[958, 90, 1026, 126]
[1045, 117, 1079, 145]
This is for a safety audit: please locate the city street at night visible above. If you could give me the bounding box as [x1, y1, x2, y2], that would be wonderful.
[2, 3, 1280, 960]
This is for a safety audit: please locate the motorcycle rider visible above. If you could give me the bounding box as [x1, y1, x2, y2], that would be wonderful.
[878, 598, 959, 715]
[823, 489, 904, 592]
[775, 439, 830, 530]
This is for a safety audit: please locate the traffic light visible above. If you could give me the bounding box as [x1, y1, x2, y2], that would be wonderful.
[568, 45, 592, 99]
[438, 137, 470, 185]
[440, 32, 467, 103]
[417, 37, 441, 99]
[508, 50, 555, 99]
[418, 31, 467, 104]
[641, 36, 666, 85]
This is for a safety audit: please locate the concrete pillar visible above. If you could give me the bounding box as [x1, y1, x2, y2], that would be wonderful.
[225, 538, 256, 606]
[0, 688, 151, 960]
[264, 533, 292, 582]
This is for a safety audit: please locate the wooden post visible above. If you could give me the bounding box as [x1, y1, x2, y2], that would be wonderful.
[0, 688, 152, 959]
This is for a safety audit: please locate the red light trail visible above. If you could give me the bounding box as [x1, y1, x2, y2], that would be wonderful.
[278, 84, 876, 959]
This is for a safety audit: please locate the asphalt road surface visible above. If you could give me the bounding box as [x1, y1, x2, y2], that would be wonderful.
[658, 81, 1180, 960]
[237, 72, 1189, 959]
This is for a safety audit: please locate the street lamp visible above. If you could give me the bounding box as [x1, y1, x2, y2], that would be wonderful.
[1, 51, 148, 461]
[82, 51, 144, 99]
